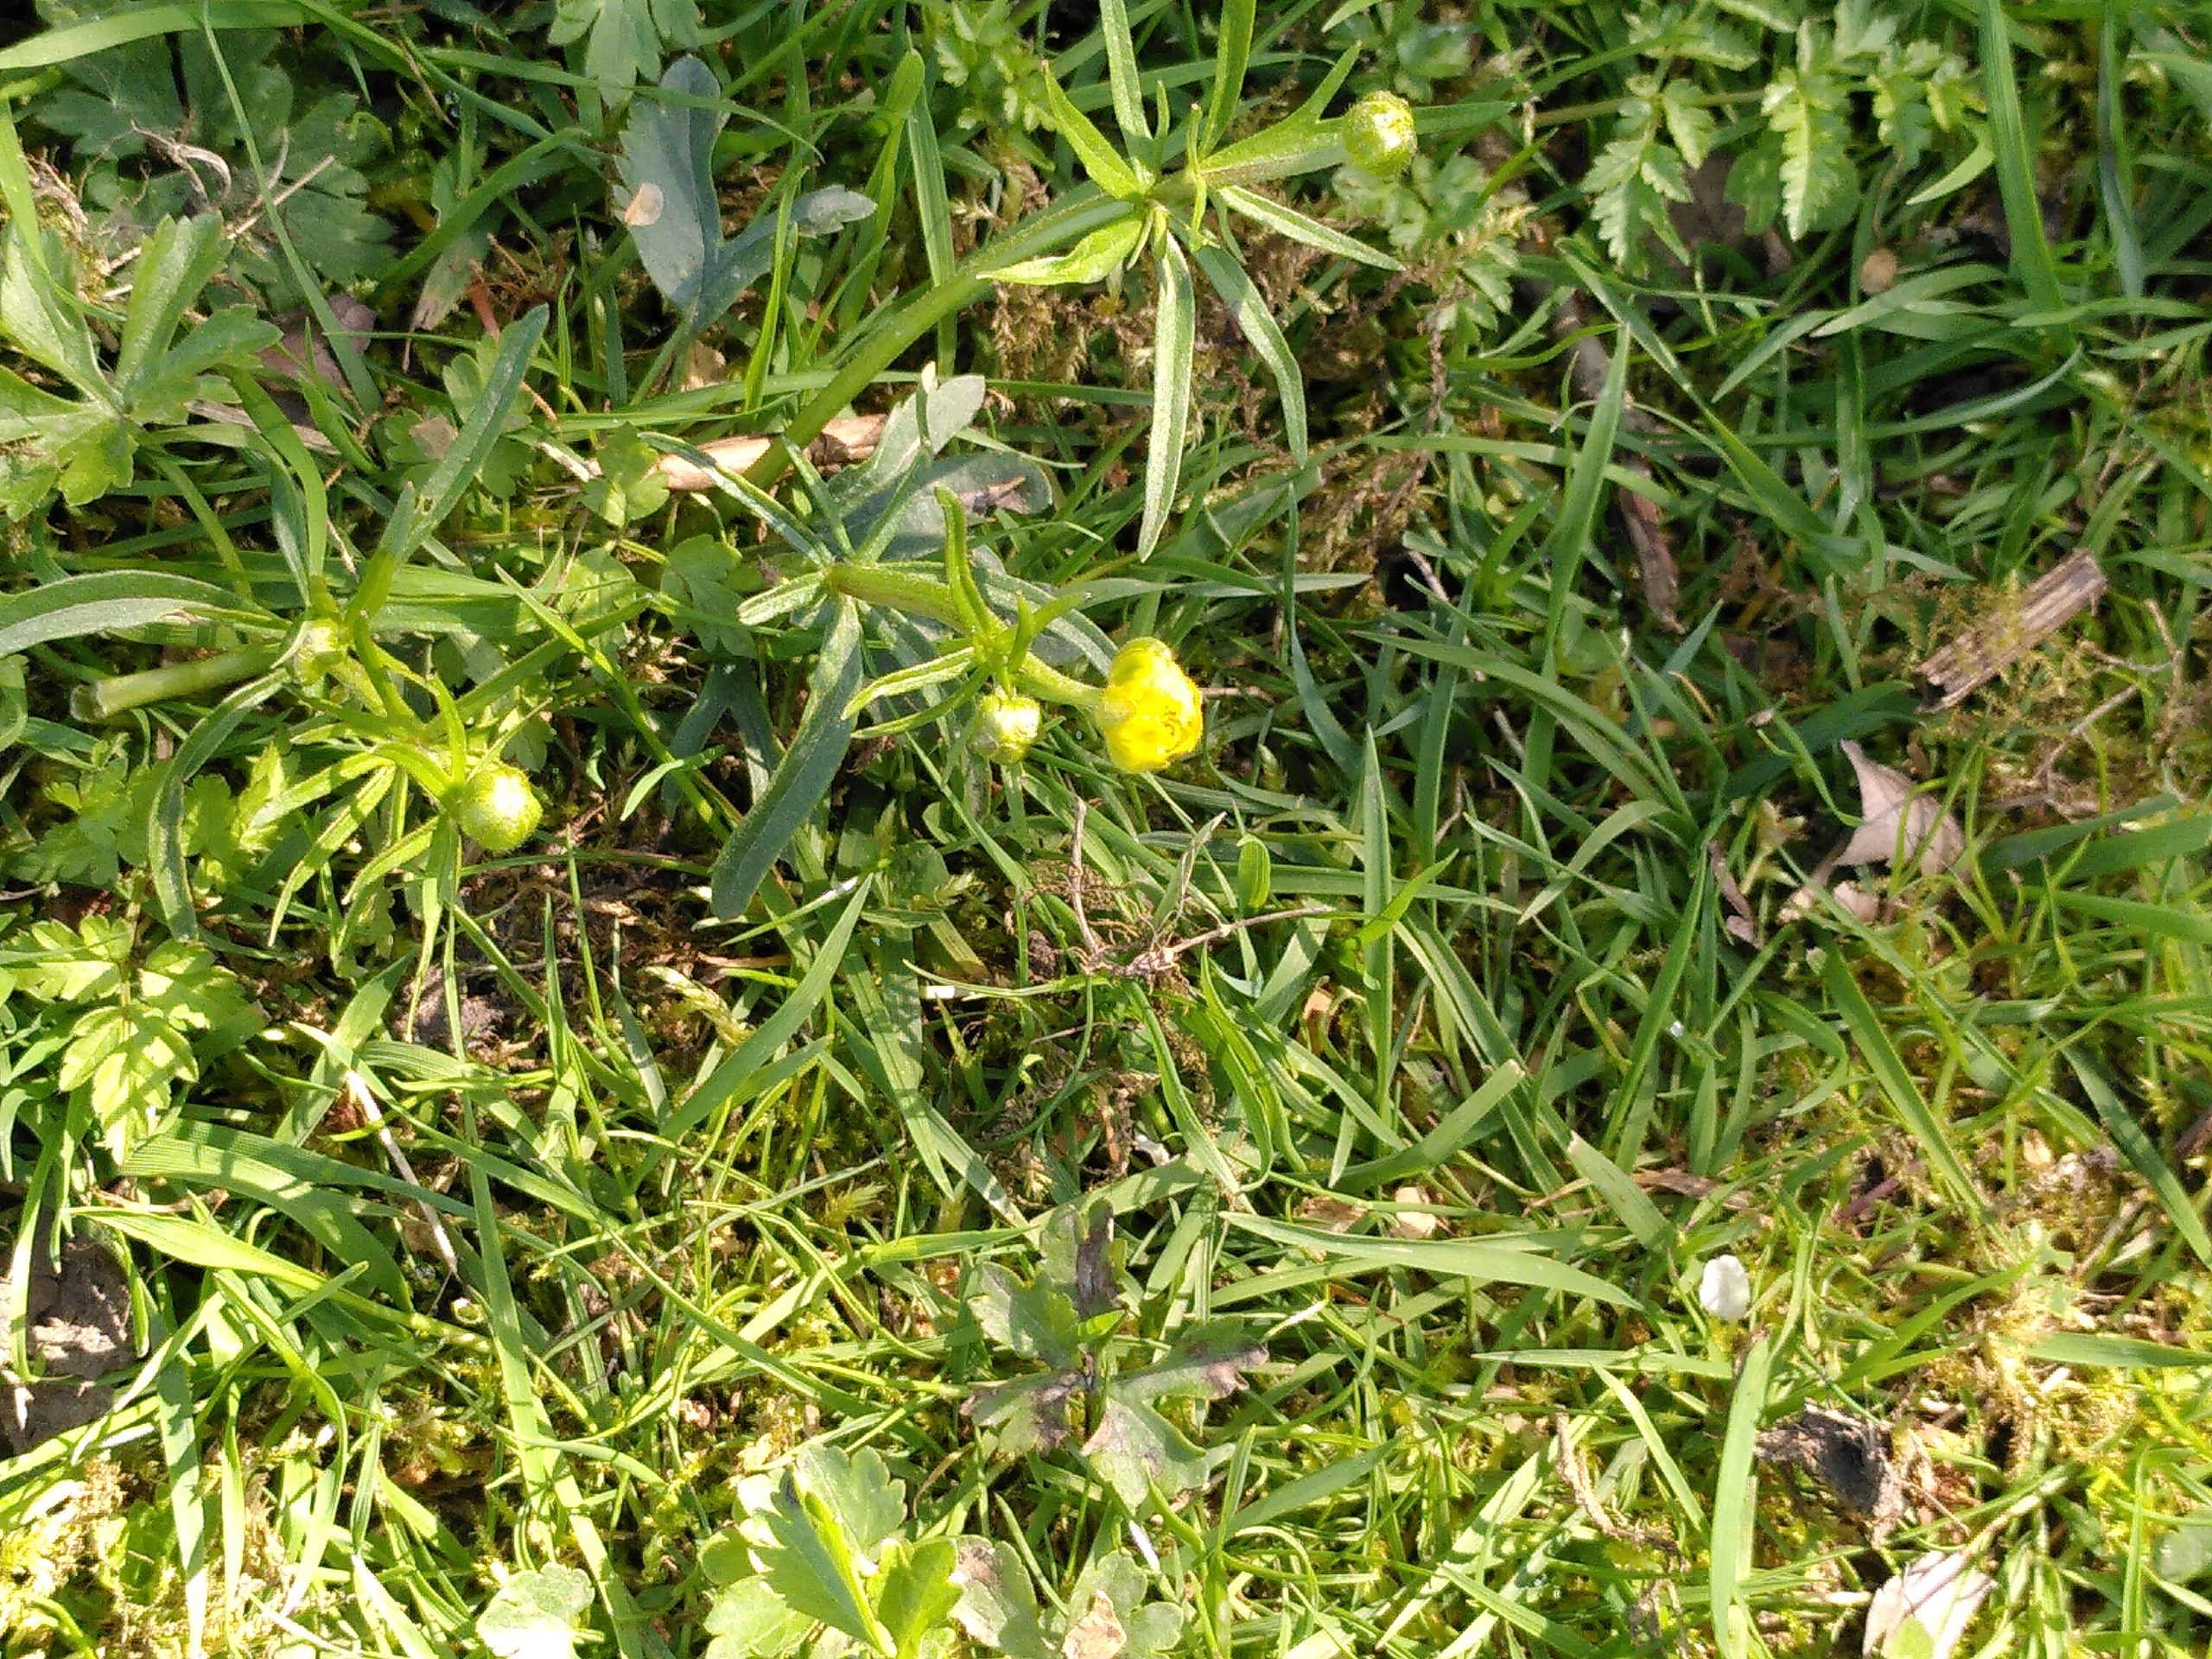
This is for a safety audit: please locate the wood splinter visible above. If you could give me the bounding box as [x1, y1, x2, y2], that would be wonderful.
[1916, 548, 2107, 711]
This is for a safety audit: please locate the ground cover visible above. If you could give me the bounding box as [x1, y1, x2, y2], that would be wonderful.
[0, 3, 2209, 1656]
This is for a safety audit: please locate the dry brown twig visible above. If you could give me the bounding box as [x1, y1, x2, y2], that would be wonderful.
[1916, 548, 2107, 711]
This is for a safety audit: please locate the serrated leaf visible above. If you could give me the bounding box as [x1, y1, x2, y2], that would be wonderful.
[794, 1444, 906, 1556]
[702, 1576, 815, 1659]
[1079, 1395, 1208, 1507]
[1062, 1550, 1181, 1659]
[873, 1537, 959, 1659]
[754, 1478, 890, 1652]
[1833, 0, 1897, 62]
[973, 1263, 1084, 1366]
[1764, 57, 1859, 238]
[967, 1369, 1086, 1458]
[477, 1565, 596, 1659]
[1586, 129, 1693, 264]
[13, 915, 132, 1002]
[950, 1538, 1050, 1659]
[1657, 81, 1717, 170]
[550, 0, 700, 93]
[63, 1003, 194, 1156]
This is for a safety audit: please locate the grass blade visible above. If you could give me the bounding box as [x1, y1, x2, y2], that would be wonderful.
[1710, 1334, 1771, 1659]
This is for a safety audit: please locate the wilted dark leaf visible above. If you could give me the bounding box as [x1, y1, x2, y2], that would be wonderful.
[967, 1369, 1085, 1458]
[951, 1538, 1050, 1659]
[1111, 1325, 1265, 1405]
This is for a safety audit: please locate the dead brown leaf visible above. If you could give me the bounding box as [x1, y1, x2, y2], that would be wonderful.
[1061, 1592, 1127, 1659]
[1834, 742, 1966, 876]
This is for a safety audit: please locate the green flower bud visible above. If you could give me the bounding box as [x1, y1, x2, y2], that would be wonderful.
[975, 690, 1043, 764]
[454, 761, 543, 854]
[1344, 91, 1418, 180]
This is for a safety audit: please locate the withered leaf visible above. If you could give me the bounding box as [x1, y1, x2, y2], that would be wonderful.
[1110, 1325, 1266, 1406]
[1060, 1591, 1127, 1659]
[1834, 741, 1965, 876]
[966, 1370, 1085, 1459]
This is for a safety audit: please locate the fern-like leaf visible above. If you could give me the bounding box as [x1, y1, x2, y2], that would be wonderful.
[1763, 55, 1859, 238]
[1586, 125, 1692, 265]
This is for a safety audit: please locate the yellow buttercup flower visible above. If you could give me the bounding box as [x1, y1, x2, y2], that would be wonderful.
[1096, 638, 1203, 772]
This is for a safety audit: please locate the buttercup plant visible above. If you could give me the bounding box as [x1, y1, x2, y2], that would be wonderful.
[826, 491, 1207, 774]
[990, 0, 1418, 556]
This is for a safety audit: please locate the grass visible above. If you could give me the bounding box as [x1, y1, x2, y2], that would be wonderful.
[0, 3, 2209, 1657]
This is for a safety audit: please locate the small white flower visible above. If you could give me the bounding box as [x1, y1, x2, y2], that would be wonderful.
[1698, 1253, 1752, 1321]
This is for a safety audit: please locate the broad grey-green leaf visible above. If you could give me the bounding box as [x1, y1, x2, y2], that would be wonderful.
[1079, 1395, 1207, 1507]
[617, 57, 872, 326]
[477, 1564, 595, 1659]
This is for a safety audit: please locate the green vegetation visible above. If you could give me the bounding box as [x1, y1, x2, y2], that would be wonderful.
[0, 2, 2209, 1656]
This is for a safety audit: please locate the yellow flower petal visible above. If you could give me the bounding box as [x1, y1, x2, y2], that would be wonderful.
[1096, 638, 1203, 772]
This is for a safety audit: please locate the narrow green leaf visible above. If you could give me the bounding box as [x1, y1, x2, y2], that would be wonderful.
[1823, 952, 1985, 1215]
[372, 304, 547, 567]
[1137, 235, 1196, 559]
[1097, 0, 1150, 144]
[1564, 1135, 1671, 1250]
[0, 571, 257, 657]
[710, 599, 862, 918]
[2027, 1333, 2212, 1370]
[1217, 186, 1396, 269]
[2063, 1051, 2212, 1268]
[1979, 0, 2062, 307]
[660, 881, 870, 1153]
[1191, 243, 1305, 460]
[1040, 67, 1144, 200]
[992, 211, 1145, 286]
[80, 1207, 322, 1289]
[1222, 1213, 1638, 1308]
[1204, 0, 1256, 152]
[1710, 1334, 1770, 1659]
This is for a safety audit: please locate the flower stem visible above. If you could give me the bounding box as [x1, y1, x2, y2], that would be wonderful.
[70, 645, 281, 722]
[823, 564, 1105, 713]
